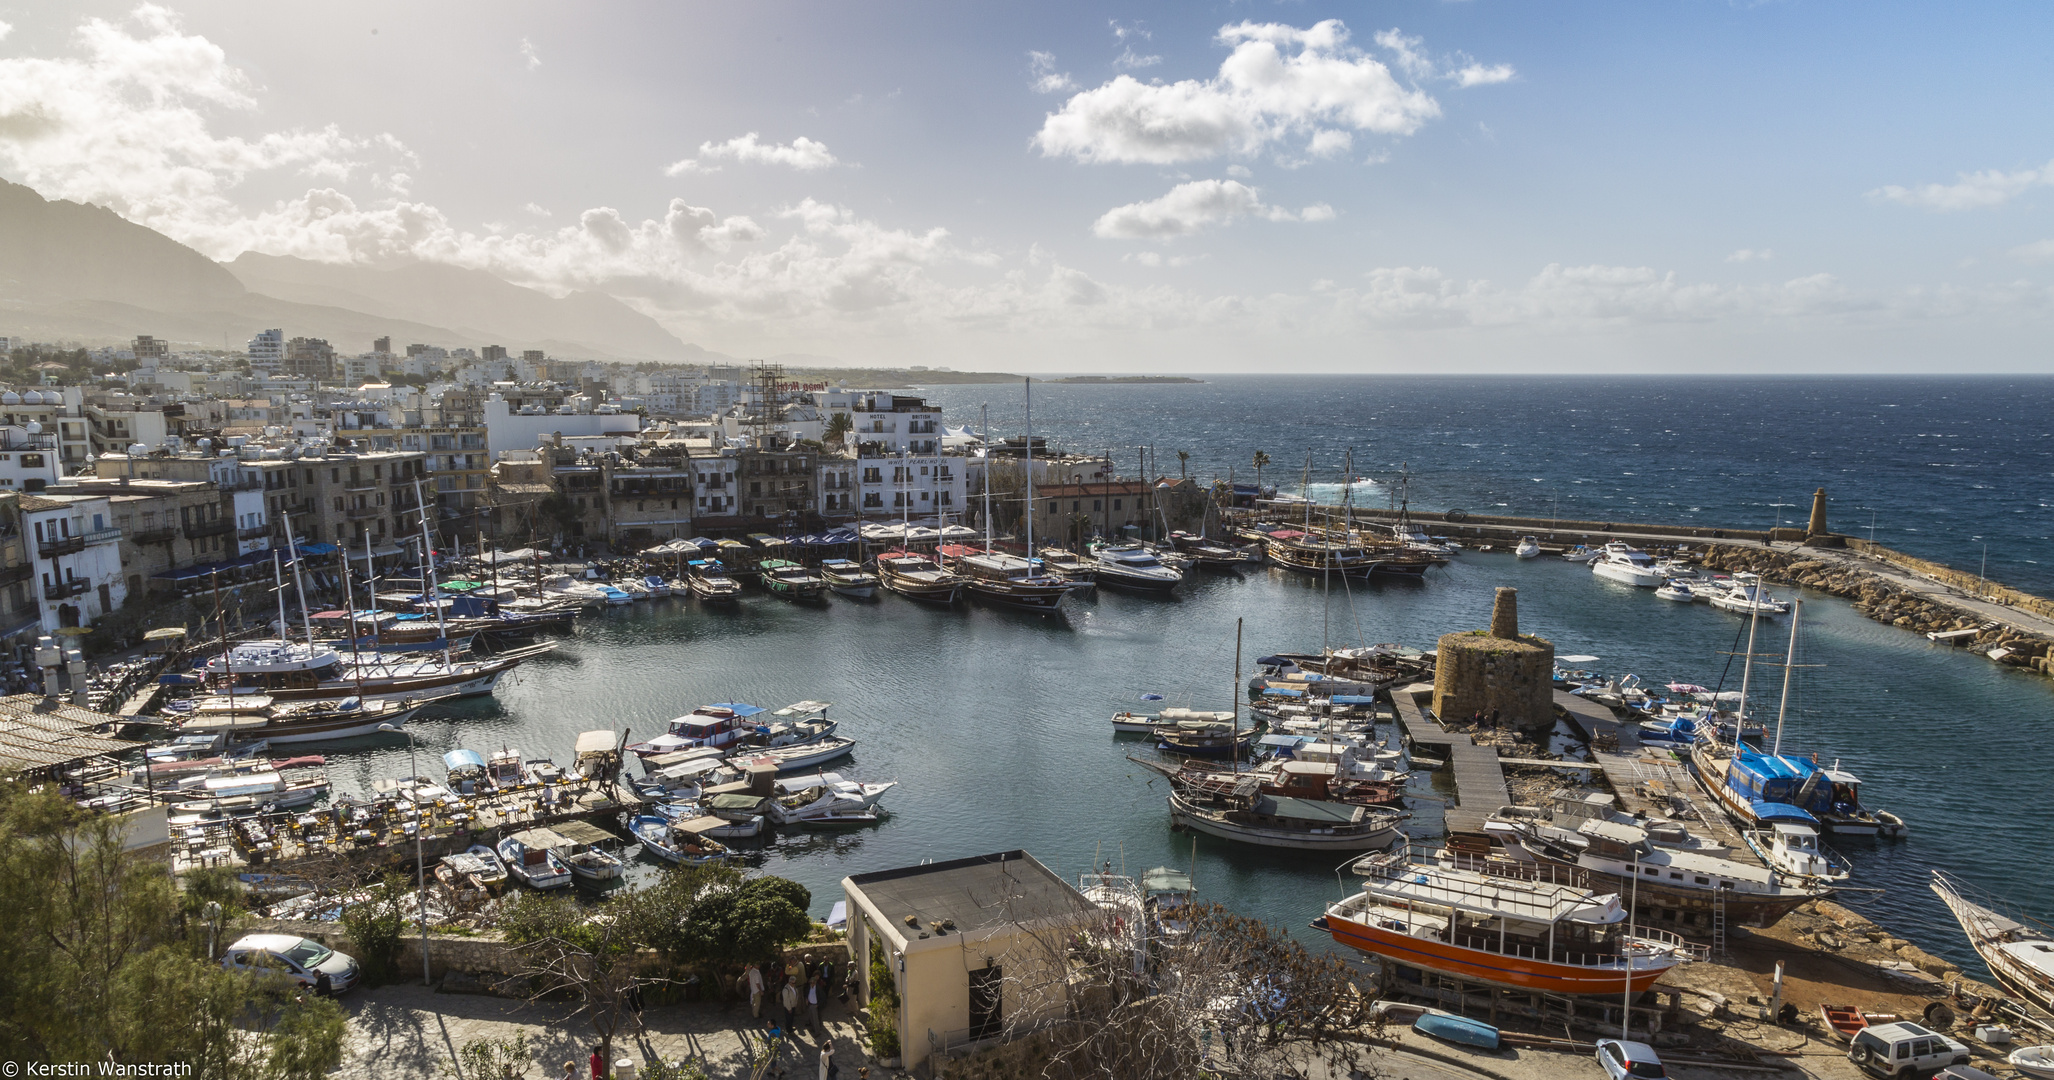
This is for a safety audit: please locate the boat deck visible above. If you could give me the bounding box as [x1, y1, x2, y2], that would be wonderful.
[1393, 685, 1510, 835]
[168, 778, 644, 877]
[1555, 690, 1749, 853]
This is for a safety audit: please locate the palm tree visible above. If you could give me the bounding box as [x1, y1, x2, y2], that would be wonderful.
[1252, 450, 1270, 490]
[1176, 449, 1190, 479]
[823, 411, 854, 445]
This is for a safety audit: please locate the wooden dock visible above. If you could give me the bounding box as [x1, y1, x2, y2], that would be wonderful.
[1393, 684, 1510, 835]
[1554, 689, 1748, 852]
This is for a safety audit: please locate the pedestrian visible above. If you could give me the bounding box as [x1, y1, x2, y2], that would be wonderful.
[313, 970, 332, 998]
[1470, 709, 1482, 726]
[626, 980, 645, 1034]
[1489, 708, 1501, 728]
[588, 1047, 604, 1080]
[818, 1039, 836, 1080]
[805, 975, 822, 1037]
[746, 961, 766, 1019]
[819, 958, 836, 1005]
[560, 1061, 578, 1080]
[780, 977, 801, 1033]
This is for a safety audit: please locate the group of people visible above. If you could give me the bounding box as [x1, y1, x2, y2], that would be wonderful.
[740, 954, 851, 1042]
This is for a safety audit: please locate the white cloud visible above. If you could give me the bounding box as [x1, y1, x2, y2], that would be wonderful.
[1306, 129, 1353, 157]
[1110, 20, 1151, 43]
[663, 132, 838, 176]
[0, 19, 13, 43]
[523, 202, 551, 217]
[1726, 248, 1775, 263]
[1225, 164, 1252, 178]
[1035, 19, 1470, 165]
[1091, 179, 1335, 239]
[1871, 160, 2054, 211]
[1028, 51, 1075, 94]
[1125, 252, 1203, 268]
[1115, 48, 1162, 70]
[1454, 63, 1514, 87]
[519, 37, 540, 70]
[2011, 239, 2054, 263]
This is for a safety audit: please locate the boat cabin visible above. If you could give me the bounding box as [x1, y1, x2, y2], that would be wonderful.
[203, 641, 346, 691]
[663, 703, 763, 749]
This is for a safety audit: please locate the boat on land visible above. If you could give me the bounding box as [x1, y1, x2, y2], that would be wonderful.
[1088, 541, 1186, 592]
[873, 549, 966, 604]
[1931, 870, 2054, 1016]
[940, 545, 1070, 611]
[1590, 543, 1667, 587]
[685, 559, 743, 603]
[1320, 851, 1697, 995]
[1413, 1011, 1501, 1049]
[1821, 1003, 1870, 1043]
[759, 559, 829, 602]
[2010, 1046, 2054, 1080]
[818, 559, 879, 598]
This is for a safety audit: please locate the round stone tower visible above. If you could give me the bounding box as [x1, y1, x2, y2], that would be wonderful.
[1432, 587, 1555, 729]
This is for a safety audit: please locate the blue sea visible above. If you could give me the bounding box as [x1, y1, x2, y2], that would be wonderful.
[322, 376, 2054, 982]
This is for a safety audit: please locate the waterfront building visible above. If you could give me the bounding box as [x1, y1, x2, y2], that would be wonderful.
[843, 393, 964, 523]
[843, 851, 1102, 1073]
[18, 492, 125, 631]
[607, 445, 693, 548]
[0, 425, 62, 493]
[0, 495, 41, 645]
[737, 443, 817, 528]
[1027, 480, 1149, 548]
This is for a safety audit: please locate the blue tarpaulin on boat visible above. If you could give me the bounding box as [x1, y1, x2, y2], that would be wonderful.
[1140, 693, 1165, 701]
[1749, 801, 1818, 824]
[297, 543, 340, 556]
[708, 702, 766, 717]
[1257, 734, 1305, 747]
[1329, 695, 1375, 704]
[1261, 687, 1305, 697]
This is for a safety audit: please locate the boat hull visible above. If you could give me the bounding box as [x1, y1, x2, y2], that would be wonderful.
[965, 580, 1069, 610]
[1094, 569, 1182, 593]
[1323, 912, 1680, 995]
[825, 581, 876, 599]
[1168, 795, 1400, 851]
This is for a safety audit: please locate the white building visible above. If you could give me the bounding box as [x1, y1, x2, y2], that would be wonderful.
[817, 457, 855, 518]
[247, 329, 284, 373]
[687, 447, 738, 519]
[843, 393, 965, 522]
[19, 493, 126, 631]
[482, 395, 642, 459]
[0, 426, 62, 493]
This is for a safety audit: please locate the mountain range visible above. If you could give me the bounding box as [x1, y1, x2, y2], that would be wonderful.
[0, 178, 715, 363]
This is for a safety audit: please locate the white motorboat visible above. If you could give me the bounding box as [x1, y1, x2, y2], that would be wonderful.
[1654, 581, 1697, 602]
[1741, 821, 1849, 887]
[730, 735, 856, 774]
[1590, 543, 1666, 587]
[1705, 580, 1790, 616]
[641, 575, 672, 598]
[1514, 537, 1542, 559]
[1089, 542, 1185, 592]
[2009, 1046, 2054, 1080]
[631, 814, 731, 864]
[769, 772, 896, 824]
[1561, 545, 1603, 563]
[497, 834, 573, 889]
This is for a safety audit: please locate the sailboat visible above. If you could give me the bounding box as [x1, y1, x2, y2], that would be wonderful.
[954, 396, 1071, 612]
[1689, 600, 1907, 838]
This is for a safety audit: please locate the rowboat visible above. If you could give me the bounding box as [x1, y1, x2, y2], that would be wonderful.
[1412, 1011, 1500, 1049]
[1820, 1003, 1869, 1042]
[2008, 1046, 2054, 1080]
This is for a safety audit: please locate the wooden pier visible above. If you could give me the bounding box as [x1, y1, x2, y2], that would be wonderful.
[1554, 689, 1748, 852]
[1392, 684, 1509, 835]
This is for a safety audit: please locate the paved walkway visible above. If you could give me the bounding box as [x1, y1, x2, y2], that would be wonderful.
[1780, 542, 2054, 640]
[1392, 685, 1509, 835]
[335, 982, 880, 1080]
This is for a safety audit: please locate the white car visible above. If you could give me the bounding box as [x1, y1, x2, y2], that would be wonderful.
[221, 933, 361, 994]
[1596, 1039, 1668, 1080]
[1850, 1022, 1972, 1079]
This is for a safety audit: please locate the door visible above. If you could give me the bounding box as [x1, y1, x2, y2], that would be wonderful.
[967, 964, 1003, 1040]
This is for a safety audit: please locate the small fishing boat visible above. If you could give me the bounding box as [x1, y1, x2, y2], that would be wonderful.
[2009, 1046, 2054, 1080]
[631, 814, 731, 865]
[1654, 580, 1697, 602]
[1413, 1011, 1501, 1050]
[1514, 537, 1542, 560]
[1561, 545, 1603, 563]
[818, 559, 879, 599]
[1156, 720, 1256, 758]
[1169, 531, 1264, 569]
[497, 834, 573, 890]
[1820, 1003, 1869, 1043]
[685, 559, 743, 603]
[1167, 786, 1404, 852]
[729, 735, 856, 774]
[512, 823, 624, 883]
[597, 584, 634, 606]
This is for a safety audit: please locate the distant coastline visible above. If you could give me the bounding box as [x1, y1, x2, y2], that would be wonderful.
[1045, 375, 1204, 384]
[785, 367, 1020, 386]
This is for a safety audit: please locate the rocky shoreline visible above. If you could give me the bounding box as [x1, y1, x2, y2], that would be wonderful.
[1697, 545, 2054, 679]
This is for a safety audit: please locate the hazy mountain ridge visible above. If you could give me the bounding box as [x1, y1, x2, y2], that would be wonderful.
[0, 178, 724, 362]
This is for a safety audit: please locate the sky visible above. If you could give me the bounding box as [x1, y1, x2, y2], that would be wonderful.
[0, 1, 2050, 372]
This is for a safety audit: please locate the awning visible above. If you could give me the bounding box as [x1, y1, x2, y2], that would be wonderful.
[443, 749, 486, 772]
[1261, 687, 1305, 698]
[1329, 695, 1375, 705]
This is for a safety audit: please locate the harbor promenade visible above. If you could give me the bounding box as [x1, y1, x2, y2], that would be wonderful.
[1391, 683, 1508, 834]
[1553, 689, 1746, 851]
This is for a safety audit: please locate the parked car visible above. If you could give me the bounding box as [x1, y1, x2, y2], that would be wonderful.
[221, 933, 360, 994]
[1596, 1039, 1668, 1080]
[1849, 1022, 1972, 1078]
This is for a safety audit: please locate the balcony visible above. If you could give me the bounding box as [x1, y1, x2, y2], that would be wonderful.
[0, 564, 31, 587]
[346, 503, 383, 520]
[131, 526, 177, 545]
[44, 578, 90, 600]
[183, 519, 230, 540]
[238, 525, 270, 541]
[37, 535, 84, 559]
[218, 477, 262, 492]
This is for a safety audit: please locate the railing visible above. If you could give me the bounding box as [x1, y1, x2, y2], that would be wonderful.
[182, 520, 230, 539]
[37, 535, 85, 558]
[44, 578, 90, 600]
[131, 526, 177, 545]
[0, 564, 31, 587]
[218, 477, 262, 492]
[237, 525, 270, 541]
[346, 503, 383, 520]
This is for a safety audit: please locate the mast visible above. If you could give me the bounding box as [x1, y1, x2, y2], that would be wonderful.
[271, 549, 289, 649]
[1773, 599, 1802, 757]
[283, 515, 315, 650]
[412, 479, 452, 668]
[1024, 378, 1034, 561]
[1231, 617, 1243, 774]
[339, 544, 367, 698]
[1735, 581, 1764, 742]
[981, 403, 993, 551]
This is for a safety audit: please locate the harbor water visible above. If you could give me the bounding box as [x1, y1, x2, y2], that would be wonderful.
[324, 547, 2054, 973]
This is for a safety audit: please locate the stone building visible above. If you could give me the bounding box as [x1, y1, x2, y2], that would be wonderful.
[1432, 587, 1555, 728]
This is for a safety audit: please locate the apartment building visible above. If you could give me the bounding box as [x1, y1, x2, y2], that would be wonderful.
[18, 493, 126, 631]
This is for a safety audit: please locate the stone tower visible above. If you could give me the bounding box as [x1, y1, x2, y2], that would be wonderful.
[1432, 587, 1555, 729]
[1806, 487, 1829, 538]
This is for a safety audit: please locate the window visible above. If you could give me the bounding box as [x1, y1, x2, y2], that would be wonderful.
[1093, 500, 1101, 511]
[940, 492, 952, 506]
[1113, 499, 1121, 510]
[1072, 501, 1080, 512]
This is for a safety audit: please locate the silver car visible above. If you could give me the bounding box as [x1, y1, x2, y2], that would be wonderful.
[221, 933, 361, 994]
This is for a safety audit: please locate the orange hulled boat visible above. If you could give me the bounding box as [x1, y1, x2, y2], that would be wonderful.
[1318, 852, 1699, 996]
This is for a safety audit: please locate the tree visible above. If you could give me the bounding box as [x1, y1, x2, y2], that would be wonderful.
[1252, 450, 1271, 491]
[502, 891, 643, 1067]
[0, 778, 347, 1076]
[824, 411, 854, 445]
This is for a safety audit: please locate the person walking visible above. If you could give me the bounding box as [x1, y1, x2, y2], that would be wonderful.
[626, 980, 645, 1034]
[588, 1047, 604, 1080]
[818, 1039, 836, 1080]
[560, 1061, 578, 1080]
[805, 975, 822, 1039]
[745, 961, 766, 1019]
[780, 976, 801, 1033]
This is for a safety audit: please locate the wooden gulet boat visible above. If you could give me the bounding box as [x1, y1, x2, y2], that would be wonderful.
[1321, 852, 1698, 996]
[873, 550, 965, 604]
[1932, 870, 2054, 1016]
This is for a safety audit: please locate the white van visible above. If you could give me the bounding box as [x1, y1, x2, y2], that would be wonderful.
[1849, 1022, 1971, 1078]
[221, 933, 361, 994]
